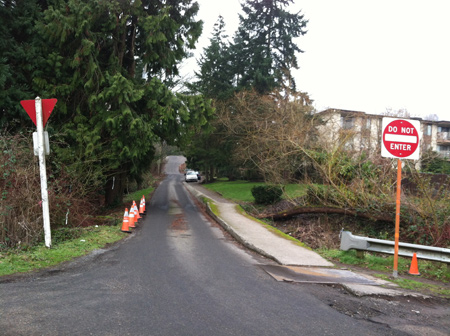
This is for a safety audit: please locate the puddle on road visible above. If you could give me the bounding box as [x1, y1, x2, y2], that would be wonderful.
[168, 199, 190, 238]
[167, 199, 183, 215]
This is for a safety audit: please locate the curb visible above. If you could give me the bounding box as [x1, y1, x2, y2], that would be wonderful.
[185, 182, 322, 265]
[185, 183, 277, 260]
[183, 183, 439, 298]
[204, 200, 284, 263]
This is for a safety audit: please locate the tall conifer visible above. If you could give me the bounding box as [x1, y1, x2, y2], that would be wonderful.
[232, 0, 308, 93]
[192, 16, 234, 100]
[33, 0, 209, 205]
[0, 0, 45, 129]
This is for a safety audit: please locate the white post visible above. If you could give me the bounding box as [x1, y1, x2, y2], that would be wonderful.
[35, 97, 52, 248]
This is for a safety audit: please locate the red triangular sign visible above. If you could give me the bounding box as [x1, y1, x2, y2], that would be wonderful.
[42, 99, 57, 126]
[20, 98, 57, 127]
[20, 100, 37, 126]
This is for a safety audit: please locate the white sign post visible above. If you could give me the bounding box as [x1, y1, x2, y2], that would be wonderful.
[20, 97, 57, 248]
[381, 117, 421, 278]
[35, 97, 52, 248]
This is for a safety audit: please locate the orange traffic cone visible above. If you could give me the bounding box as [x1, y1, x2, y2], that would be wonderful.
[139, 198, 144, 215]
[121, 208, 131, 233]
[133, 201, 142, 220]
[408, 253, 420, 275]
[134, 205, 141, 221]
[128, 207, 136, 228]
[142, 195, 146, 213]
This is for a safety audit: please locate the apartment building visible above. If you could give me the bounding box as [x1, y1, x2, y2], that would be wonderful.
[422, 120, 450, 159]
[316, 109, 450, 160]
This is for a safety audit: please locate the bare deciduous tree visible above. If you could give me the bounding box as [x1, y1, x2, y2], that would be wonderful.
[215, 91, 449, 246]
[218, 90, 316, 183]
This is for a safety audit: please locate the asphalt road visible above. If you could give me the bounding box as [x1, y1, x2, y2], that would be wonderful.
[0, 156, 407, 335]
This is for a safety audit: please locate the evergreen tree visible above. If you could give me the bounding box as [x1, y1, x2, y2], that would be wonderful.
[184, 16, 240, 181]
[32, 0, 211, 205]
[186, 1, 310, 181]
[191, 16, 234, 100]
[192, 0, 308, 97]
[232, 0, 308, 93]
[0, 0, 47, 130]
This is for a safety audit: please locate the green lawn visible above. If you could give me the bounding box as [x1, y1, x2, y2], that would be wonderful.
[203, 180, 307, 202]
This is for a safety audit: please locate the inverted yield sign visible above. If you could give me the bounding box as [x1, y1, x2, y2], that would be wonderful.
[381, 118, 421, 160]
[20, 98, 57, 127]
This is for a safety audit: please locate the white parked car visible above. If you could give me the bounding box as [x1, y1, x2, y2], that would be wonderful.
[185, 171, 198, 182]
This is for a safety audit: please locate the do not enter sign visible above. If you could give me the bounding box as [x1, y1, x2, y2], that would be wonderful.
[381, 117, 421, 160]
[380, 117, 421, 278]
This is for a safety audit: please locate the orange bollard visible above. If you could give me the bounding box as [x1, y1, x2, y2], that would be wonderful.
[128, 207, 136, 228]
[121, 208, 131, 233]
[408, 253, 420, 275]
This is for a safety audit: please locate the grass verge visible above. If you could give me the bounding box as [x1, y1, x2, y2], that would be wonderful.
[124, 187, 154, 203]
[0, 186, 155, 277]
[235, 205, 311, 249]
[375, 274, 450, 297]
[318, 248, 450, 297]
[202, 197, 220, 217]
[0, 225, 125, 277]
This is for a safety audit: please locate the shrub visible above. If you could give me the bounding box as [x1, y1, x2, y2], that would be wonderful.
[0, 133, 99, 249]
[421, 150, 450, 174]
[305, 184, 355, 207]
[251, 185, 283, 205]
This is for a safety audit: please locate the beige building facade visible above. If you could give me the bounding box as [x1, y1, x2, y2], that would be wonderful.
[316, 109, 450, 160]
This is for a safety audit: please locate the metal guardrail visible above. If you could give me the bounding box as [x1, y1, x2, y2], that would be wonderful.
[340, 231, 450, 270]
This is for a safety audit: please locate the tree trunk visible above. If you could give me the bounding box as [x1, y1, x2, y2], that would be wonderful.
[258, 207, 393, 222]
[206, 165, 215, 183]
[104, 172, 126, 207]
[128, 16, 137, 77]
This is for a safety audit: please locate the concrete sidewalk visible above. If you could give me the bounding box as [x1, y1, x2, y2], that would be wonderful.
[185, 183, 327, 265]
[184, 182, 431, 298]
[201, 194, 333, 267]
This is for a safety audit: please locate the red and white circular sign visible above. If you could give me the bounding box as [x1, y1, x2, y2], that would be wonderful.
[381, 118, 421, 160]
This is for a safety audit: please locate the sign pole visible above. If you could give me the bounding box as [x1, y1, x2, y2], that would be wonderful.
[381, 117, 421, 277]
[35, 97, 52, 248]
[392, 158, 402, 278]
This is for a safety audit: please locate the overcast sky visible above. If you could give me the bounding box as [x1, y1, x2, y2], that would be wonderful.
[181, 0, 450, 121]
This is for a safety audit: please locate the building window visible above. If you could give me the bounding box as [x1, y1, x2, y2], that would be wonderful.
[341, 116, 354, 130]
[438, 126, 450, 140]
[438, 145, 450, 158]
[426, 125, 432, 136]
